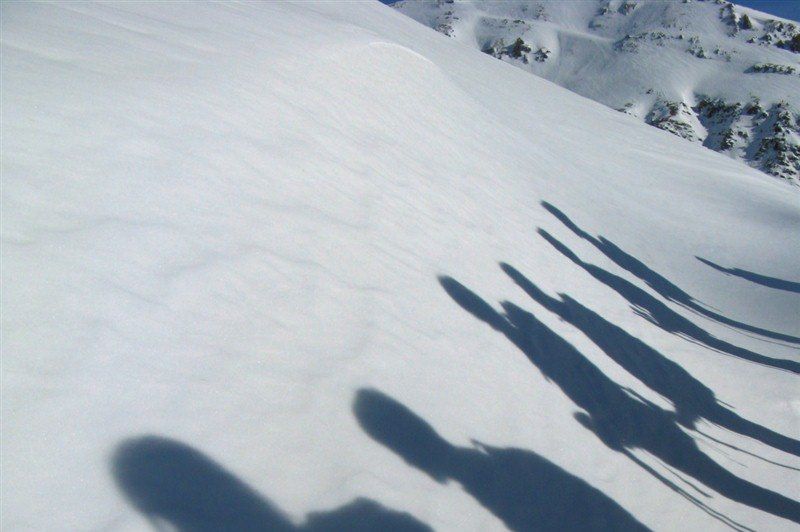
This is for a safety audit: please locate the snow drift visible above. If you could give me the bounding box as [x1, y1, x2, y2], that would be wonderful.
[1, 2, 799, 530]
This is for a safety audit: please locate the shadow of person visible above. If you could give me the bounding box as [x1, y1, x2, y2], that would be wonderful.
[439, 276, 800, 527]
[354, 388, 647, 532]
[536, 228, 800, 374]
[500, 262, 800, 460]
[541, 201, 800, 345]
[112, 435, 431, 532]
[696, 257, 800, 295]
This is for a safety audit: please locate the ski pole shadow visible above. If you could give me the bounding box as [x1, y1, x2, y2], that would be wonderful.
[541, 201, 800, 345]
[354, 388, 648, 532]
[112, 435, 432, 532]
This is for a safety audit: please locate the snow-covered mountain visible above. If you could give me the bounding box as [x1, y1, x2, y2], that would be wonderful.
[2, 2, 799, 531]
[394, 0, 800, 185]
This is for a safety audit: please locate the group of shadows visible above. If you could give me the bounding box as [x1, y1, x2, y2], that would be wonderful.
[112, 203, 800, 531]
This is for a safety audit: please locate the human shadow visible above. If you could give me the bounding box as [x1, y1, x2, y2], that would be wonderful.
[354, 388, 648, 531]
[536, 228, 800, 374]
[439, 276, 800, 527]
[500, 262, 800, 460]
[541, 201, 800, 345]
[112, 435, 432, 532]
[697, 257, 800, 295]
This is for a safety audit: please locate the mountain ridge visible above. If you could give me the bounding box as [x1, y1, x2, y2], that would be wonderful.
[394, 0, 800, 184]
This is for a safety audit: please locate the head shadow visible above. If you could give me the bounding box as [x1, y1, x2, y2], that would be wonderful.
[354, 388, 648, 531]
[696, 256, 800, 294]
[112, 435, 431, 532]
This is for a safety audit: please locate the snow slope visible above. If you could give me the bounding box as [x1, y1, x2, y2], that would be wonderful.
[2, 1, 799, 530]
[394, 0, 800, 184]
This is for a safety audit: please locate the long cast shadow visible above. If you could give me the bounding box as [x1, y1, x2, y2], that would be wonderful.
[697, 257, 800, 295]
[113, 435, 431, 532]
[537, 228, 800, 374]
[542, 201, 800, 345]
[354, 389, 648, 531]
[440, 276, 800, 527]
[500, 262, 800, 459]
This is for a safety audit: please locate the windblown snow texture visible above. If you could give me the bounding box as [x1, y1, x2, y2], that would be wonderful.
[1, 2, 798, 531]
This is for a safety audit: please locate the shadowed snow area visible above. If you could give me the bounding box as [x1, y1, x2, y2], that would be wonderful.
[1, 2, 799, 531]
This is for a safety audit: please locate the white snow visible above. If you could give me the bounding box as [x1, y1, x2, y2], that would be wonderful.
[1, 2, 799, 531]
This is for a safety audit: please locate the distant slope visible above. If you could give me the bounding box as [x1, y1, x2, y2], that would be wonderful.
[2, 2, 799, 531]
[395, 0, 800, 185]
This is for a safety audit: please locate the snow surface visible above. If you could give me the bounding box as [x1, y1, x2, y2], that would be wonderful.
[1, 1, 799, 531]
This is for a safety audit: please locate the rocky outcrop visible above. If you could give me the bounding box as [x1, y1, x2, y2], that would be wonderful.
[646, 99, 701, 141]
[746, 63, 798, 75]
[641, 96, 800, 182]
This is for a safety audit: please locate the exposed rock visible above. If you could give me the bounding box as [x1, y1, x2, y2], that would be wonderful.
[778, 34, 800, 53]
[746, 63, 798, 75]
[752, 103, 800, 181]
[533, 47, 551, 63]
[619, 1, 638, 15]
[739, 13, 753, 30]
[511, 37, 532, 59]
[646, 99, 700, 141]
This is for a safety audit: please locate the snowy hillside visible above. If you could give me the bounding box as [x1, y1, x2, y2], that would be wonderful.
[2, 2, 799, 531]
[394, 0, 800, 185]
